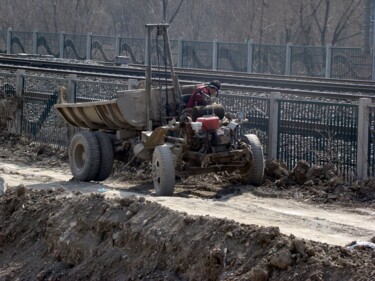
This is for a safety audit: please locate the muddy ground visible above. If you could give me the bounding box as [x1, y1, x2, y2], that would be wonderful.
[0, 132, 374, 281]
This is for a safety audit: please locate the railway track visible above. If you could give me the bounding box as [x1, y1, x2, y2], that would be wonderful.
[0, 55, 374, 100]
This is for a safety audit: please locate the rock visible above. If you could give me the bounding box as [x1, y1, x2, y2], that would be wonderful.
[306, 166, 323, 180]
[16, 184, 26, 197]
[270, 250, 292, 269]
[304, 180, 314, 186]
[265, 159, 289, 179]
[248, 266, 269, 281]
[292, 239, 306, 255]
[258, 227, 280, 245]
[291, 160, 310, 184]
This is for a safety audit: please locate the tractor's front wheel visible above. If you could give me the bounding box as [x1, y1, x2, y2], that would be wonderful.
[152, 145, 175, 196]
[240, 134, 265, 186]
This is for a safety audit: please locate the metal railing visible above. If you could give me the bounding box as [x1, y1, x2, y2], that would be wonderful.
[1, 71, 373, 181]
[1, 28, 373, 80]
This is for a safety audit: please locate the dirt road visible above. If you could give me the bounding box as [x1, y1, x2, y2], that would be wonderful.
[1, 159, 374, 247]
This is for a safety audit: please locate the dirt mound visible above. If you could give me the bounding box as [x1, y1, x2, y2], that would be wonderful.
[0, 187, 374, 281]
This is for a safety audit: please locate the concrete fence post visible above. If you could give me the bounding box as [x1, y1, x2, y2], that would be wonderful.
[6, 28, 12, 55]
[212, 39, 218, 70]
[86, 32, 92, 61]
[32, 30, 38, 55]
[14, 70, 25, 134]
[67, 74, 77, 103]
[285, 42, 292, 75]
[325, 44, 332, 78]
[268, 92, 281, 160]
[59, 32, 65, 59]
[66, 74, 77, 144]
[247, 39, 253, 73]
[357, 98, 371, 181]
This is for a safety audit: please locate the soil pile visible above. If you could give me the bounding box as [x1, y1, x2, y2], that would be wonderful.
[0, 188, 374, 281]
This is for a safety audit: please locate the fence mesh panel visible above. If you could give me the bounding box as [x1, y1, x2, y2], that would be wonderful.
[217, 43, 247, 72]
[252, 44, 286, 74]
[182, 40, 213, 69]
[119, 38, 145, 64]
[0, 30, 6, 53]
[91, 35, 116, 62]
[291, 46, 326, 77]
[11, 31, 33, 54]
[37, 32, 60, 57]
[331, 48, 372, 80]
[63, 33, 86, 60]
[278, 100, 358, 181]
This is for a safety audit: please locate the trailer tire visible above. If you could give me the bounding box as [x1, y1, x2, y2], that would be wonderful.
[152, 145, 175, 196]
[240, 134, 264, 186]
[69, 131, 101, 182]
[93, 131, 114, 181]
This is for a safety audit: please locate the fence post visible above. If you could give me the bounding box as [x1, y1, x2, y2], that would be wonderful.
[247, 39, 253, 73]
[32, 30, 38, 54]
[59, 32, 64, 59]
[86, 32, 92, 61]
[144, 35, 149, 66]
[177, 37, 183, 68]
[285, 42, 292, 75]
[268, 92, 281, 160]
[212, 39, 218, 70]
[357, 98, 370, 181]
[6, 28, 12, 55]
[14, 70, 25, 134]
[325, 44, 332, 78]
[115, 34, 121, 57]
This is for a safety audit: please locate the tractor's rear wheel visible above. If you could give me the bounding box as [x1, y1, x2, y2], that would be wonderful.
[69, 131, 101, 182]
[93, 131, 114, 181]
[152, 145, 175, 196]
[240, 134, 264, 186]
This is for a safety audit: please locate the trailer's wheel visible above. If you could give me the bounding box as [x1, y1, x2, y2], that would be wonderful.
[69, 131, 100, 182]
[152, 145, 175, 196]
[240, 134, 265, 186]
[93, 131, 114, 181]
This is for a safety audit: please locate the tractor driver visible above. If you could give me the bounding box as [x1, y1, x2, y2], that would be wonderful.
[186, 80, 221, 108]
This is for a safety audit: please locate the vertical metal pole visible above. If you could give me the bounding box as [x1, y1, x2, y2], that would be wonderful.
[145, 26, 152, 131]
[247, 39, 253, 73]
[86, 32, 92, 61]
[325, 44, 332, 78]
[372, 0, 375, 80]
[59, 32, 64, 59]
[212, 39, 218, 70]
[6, 28, 12, 55]
[164, 26, 181, 108]
[285, 42, 292, 75]
[32, 30, 38, 54]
